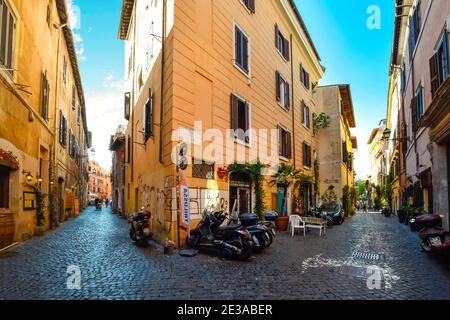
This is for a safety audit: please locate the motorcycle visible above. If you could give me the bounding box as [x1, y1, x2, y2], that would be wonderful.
[186, 210, 253, 261]
[225, 212, 275, 253]
[417, 214, 450, 253]
[129, 208, 153, 246]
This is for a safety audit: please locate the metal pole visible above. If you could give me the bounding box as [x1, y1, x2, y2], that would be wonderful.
[176, 147, 181, 248]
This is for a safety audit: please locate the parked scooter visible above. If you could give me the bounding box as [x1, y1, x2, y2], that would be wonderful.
[129, 208, 153, 246]
[417, 214, 450, 253]
[225, 212, 274, 253]
[186, 210, 253, 260]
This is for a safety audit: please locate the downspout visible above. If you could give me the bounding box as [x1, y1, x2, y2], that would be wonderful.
[51, 22, 64, 228]
[290, 34, 296, 168]
[159, 0, 167, 165]
[131, 4, 137, 182]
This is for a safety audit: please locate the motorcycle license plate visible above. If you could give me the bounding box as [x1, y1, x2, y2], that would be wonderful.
[143, 228, 150, 236]
[430, 236, 442, 246]
[252, 236, 260, 247]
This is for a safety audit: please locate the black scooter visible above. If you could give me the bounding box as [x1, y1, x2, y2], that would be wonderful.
[417, 214, 450, 253]
[186, 210, 253, 260]
[225, 212, 274, 253]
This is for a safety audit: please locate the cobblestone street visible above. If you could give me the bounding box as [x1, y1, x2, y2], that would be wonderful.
[1, 206, 450, 300]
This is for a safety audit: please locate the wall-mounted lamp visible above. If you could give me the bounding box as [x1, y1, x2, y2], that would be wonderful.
[22, 170, 33, 182]
[37, 177, 43, 183]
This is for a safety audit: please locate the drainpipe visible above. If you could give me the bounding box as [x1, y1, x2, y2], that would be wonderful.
[131, 4, 137, 182]
[290, 34, 296, 169]
[159, 0, 167, 165]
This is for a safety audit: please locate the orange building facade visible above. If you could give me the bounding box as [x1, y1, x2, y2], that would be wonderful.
[118, 0, 325, 244]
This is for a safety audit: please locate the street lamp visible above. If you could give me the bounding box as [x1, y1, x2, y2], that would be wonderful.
[382, 128, 412, 143]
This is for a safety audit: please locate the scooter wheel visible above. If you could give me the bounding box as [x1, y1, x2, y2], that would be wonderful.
[263, 231, 273, 248]
[236, 237, 252, 261]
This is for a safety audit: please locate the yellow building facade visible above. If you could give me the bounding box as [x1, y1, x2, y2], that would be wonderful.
[316, 85, 357, 202]
[118, 0, 325, 244]
[0, 0, 90, 246]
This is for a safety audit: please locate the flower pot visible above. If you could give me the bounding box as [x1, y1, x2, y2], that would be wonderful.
[275, 216, 289, 231]
[397, 210, 406, 223]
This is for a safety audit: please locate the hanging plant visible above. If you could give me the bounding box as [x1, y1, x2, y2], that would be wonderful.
[313, 112, 331, 130]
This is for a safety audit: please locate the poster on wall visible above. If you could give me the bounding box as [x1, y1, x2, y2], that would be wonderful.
[179, 174, 190, 237]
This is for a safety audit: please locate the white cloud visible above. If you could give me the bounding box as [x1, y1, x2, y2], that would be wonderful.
[85, 73, 126, 171]
[66, 0, 86, 61]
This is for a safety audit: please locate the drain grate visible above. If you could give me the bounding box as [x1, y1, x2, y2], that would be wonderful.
[351, 251, 381, 261]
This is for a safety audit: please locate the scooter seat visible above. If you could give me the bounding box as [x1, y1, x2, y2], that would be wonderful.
[217, 224, 241, 231]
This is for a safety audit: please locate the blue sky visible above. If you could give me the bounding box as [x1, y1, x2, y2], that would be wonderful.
[295, 0, 395, 179]
[70, 0, 395, 179]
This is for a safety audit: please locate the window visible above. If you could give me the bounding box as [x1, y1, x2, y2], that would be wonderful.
[41, 71, 50, 121]
[279, 127, 292, 159]
[300, 64, 310, 90]
[411, 85, 424, 137]
[430, 31, 449, 97]
[302, 102, 310, 128]
[276, 71, 290, 110]
[124, 92, 131, 120]
[72, 85, 76, 109]
[302, 142, 312, 167]
[192, 160, 215, 179]
[127, 135, 131, 163]
[342, 141, 348, 164]
[63, 56, 67, 85]
[143, 89, 154, 141]
[275, 24, 289, 61]
[234, 25, 249, 74]
[59, 110, 67, 146]
[240, 0, 255, 13]
[408, 1, 421, 61]
[69, 129, 74, 158]
[46, 4, 51, 28]
[230, 94, 250, 143]
[0, 165, 9, 209]
[0, 0, 16, 76]
[400, 64, 406, 94]
[23, 192, 37, 210]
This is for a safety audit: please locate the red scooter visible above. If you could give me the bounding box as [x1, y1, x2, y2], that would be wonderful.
[417, 214, 450, 253]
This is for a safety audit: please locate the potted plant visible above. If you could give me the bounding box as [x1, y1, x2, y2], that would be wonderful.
[397, 207, 406, 223]
[270, 163, 301, 231]
[29, 183, 47, 236]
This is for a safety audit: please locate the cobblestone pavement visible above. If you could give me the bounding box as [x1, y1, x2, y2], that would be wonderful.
[1, 206, 450, 300]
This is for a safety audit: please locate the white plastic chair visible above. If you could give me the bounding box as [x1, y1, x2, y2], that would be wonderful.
[289, 215, 306, 237]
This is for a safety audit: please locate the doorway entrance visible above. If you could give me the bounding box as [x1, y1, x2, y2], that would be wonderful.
[229, 172, 252, 216]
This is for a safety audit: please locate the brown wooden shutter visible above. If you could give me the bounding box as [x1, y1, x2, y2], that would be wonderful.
[244, 102, 250, 143]
[284, 37, 290, 61]
[286, 131, 292, 159]
[275, 24, 279, 50]
[275, 71, 281, 102]
[278, 127, 282, 157]
[429, 54, 439, 98]
[59, 110, 63, 144]
[248, 0, 255, 13]
[285, 82, 290, 109]
[230, 94, 239, 131]
[411, 96, 417, 134]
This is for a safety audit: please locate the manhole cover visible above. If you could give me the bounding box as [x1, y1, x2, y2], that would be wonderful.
[351, 251, 381, 261]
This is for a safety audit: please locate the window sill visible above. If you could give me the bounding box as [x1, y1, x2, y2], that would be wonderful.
[279, 156, 290, 162]
[239, 1, 254, 15]
[276, 49, 289, 62]
[233, 63, 251, 80]
[234, 137, 251, 148]
[277, 102, 290, 112]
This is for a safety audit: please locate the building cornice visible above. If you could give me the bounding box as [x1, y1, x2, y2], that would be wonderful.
[118, 0, 135, 40]
[56, 0, 89, 142]
[280, 0, 324, 76]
